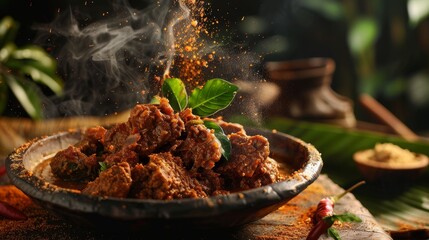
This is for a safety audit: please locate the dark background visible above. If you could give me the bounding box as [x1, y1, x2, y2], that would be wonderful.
[1, 0, 429, 134]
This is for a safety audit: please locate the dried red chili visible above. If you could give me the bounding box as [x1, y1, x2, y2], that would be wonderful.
[314, 197, 335, 223]
[306, 216, 335, 240]
[306, 181, 365, 240]
[0, 200, 28, 221]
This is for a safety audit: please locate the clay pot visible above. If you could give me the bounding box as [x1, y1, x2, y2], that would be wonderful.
[265, 58, 356, 128]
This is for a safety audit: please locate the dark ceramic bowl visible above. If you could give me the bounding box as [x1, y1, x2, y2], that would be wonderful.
[6, 128, 322, 231]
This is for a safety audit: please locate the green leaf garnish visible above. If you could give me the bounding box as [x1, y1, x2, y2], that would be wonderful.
[322, 213, 362, 240]
[204, 120, 231, 160]
[327, 213, 362, 223]
[188, 78, 238, 117]
[99, 162, 108, 172]
[162, 78, 188, 112]
[327, 227, 341, 240]
[150, 95, 161, 104]
[214, 132, 231, 160]
[159, 78, 238, 161]
[203, 119, 224, 133]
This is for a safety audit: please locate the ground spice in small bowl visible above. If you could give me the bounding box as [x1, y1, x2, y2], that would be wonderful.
[353, 143, 429, 182]
[368, 143, 426, 168]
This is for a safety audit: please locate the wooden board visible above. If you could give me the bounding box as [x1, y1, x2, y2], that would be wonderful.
[0, 175, 391, 240]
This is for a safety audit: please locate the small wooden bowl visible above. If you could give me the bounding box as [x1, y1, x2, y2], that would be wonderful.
[353, 149, 429, 183]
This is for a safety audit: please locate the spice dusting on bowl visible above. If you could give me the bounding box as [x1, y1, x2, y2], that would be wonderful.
[353, 143, 429, 182]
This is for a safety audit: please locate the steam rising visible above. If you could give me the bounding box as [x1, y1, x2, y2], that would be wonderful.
[35, 0, 268, 123]
[36, 0, 191, 117]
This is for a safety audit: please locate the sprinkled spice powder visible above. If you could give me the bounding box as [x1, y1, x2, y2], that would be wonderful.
[168, 0, 219, 86]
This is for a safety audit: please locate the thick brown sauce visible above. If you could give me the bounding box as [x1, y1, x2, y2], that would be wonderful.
[33, 158, 89, 190]
[33, 155, 296, 192]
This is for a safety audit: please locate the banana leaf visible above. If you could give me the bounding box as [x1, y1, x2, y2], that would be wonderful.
[248, 117, 429, 232]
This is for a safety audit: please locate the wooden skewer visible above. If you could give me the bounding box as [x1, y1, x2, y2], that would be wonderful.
[359, 94, 419, 141]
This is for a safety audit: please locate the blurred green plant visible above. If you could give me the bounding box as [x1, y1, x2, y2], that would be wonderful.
[0, 16, 63, 120]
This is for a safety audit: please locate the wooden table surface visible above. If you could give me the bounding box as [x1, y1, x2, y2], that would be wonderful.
[0, 174, 391, 240]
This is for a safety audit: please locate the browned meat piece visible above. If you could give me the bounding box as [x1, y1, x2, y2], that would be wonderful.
[81, 162, 132, 198]
[104, 146, 139, 167]
[103, 130, 140, 166]
[190, 169, 226, 196]
[50, 146, 98, 180]
[48, 98, 282, 199]
[77, 126, 107, 155]
[237, 157, 281, 190]
[215, 133, 270, 189]
[127, 98, 185, 156]
[130, 153, 207, 200]
[213, 117, 246, 135]
[104, 123, 133, 153]
[129, 164, 146, 198]
[176, 124, 222, 170]
[167, 139, 183, 152]
[179, 108, 201, 125]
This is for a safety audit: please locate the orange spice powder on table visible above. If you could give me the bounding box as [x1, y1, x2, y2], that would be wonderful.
[248, 181, 328, 240]
[0, 185, 100, 239]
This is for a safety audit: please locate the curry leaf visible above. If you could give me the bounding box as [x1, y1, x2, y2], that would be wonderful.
[189, 78, 238, 117]
[99, 162, 108, 172]
[204, 120, 231, 160]
[150, 95, 161, 104]
[323, 213, 361, 240]
[158, 78, 237, 160]
[328, 213, 362, 223]
[327, 227, 341, 240]
[203, 119, 224, 133]
[214, 132, 231, 160]
[162, 78, 188, 112]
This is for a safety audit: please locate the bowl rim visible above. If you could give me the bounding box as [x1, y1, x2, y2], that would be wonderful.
[6, 128, 323, 221]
